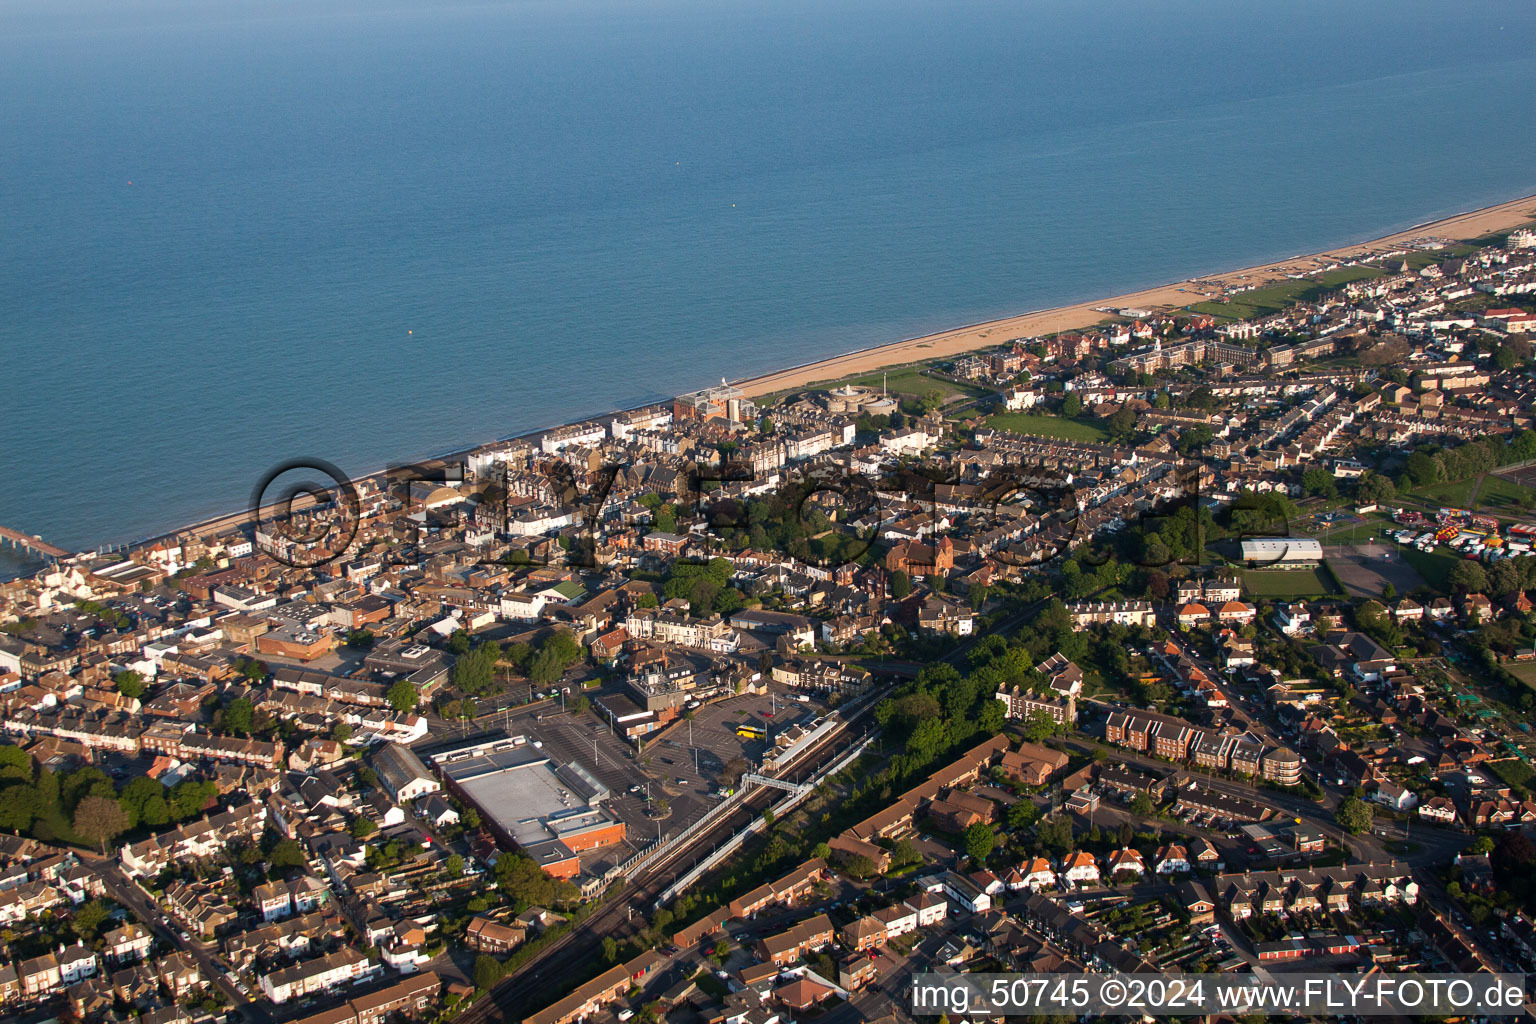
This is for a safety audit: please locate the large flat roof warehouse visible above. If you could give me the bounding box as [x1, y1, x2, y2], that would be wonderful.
[430, 737, 620, 858]
[1240, 537, 1323, 565]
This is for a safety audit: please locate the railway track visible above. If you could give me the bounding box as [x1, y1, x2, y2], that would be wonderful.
[460, 695, 883, 1024]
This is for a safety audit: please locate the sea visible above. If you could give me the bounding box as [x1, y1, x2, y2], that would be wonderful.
[3, 0, 1536, 577]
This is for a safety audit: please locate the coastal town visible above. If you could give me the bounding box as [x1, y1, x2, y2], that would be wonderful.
[4, 218, 1536, 1024]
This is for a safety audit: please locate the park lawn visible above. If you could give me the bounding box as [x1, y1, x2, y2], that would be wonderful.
[1475, 473, 1536, 513]
[1239, 567, 1340, 598]
[982, 413, 1111, 442]
[1397, 545, 1461, 592]
[1187, 267, 1384, 321]
[846, 366, 991, 402]
[1402, 245, 1477, 270]
[1184, 279, 1317, 320]
[1309, 266, 1386, 289]
[1410, 474, 1536, 514]
[1410, 477, 1481, 509]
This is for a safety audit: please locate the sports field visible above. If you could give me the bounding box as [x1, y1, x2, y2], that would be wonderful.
[982, 413, 1111, 442]
[1239, 566, 1340, 598]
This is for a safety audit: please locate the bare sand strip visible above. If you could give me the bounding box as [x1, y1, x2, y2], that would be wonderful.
[734, 193, 1536, 400]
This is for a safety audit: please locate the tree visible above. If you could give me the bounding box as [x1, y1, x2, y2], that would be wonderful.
[451, 642, 500, 696]
[0, 744, 29, 773]
[237, 657, 268, 682]
[117, 776, 163, 828]
[1061, 393, 1082, 418]
[140, 795, 170, 827]
[1007, 800, 1040, 831]
[495, 852, 580, 907]
[0, 783, 40, 831]
[387, 679, 419, 714]
[74, 795, 128, 853]
[838, 854, 877, 879]
[890, 570, 912, 599]
[351, 817, 378, 838]
[1106, 406, 1137, 440]
[332, 722, 354, 742]
[167, 778, 217, 820]
[601, 937, 619, 963]
[267, 839, 307, 871]
[113, 670, 146, 699]
[473, 955, 505, 991]
[1021, 708, 1062, 743]
[1356, 471, 1396, 504]
[1037, 815, 1073, 857]
[1129, 791, 1157, 818]
[1301, 467, 1337, 498]
[222, 696, 255, 735]
[1336, 795, 1373, 835]
[1447, 560, 1488, 594]
[963, 822, 995, 864]
[445, 853, 465, 877]
[72, 899, 110, 941]
[891, 838, 920, 867]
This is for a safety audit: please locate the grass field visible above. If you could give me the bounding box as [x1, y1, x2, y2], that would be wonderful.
[1409, 477, 1481, 509]
[1476, 474, 1536, 513]
[1186, 267, 1385, 321]
[758, 363, 989, 407]
[845, 367, 991, 402]
[981, 413, 1111, 442]
[1397, 545, 1461, 592]
[1402, 245, 1478, 270]
[1505, 662, 1536, 693]
[1239, 567, 1340, 598]
[1410, 473, 1536, 515]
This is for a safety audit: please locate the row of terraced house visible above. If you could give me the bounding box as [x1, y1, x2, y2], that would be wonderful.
[1104, 707, 1302, 785]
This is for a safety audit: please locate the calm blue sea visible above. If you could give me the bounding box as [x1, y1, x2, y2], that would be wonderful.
[3, 0, 1536, 575]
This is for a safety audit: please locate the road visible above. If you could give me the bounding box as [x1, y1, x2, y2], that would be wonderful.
[91, 857, 267, 1024]
[1157, 628, 1285, 752]
[1060, 737, 1512, 970]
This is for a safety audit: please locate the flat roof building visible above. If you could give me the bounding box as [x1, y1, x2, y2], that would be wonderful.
[1239, 537, 1322, 568]
[430, 738, 624, 879]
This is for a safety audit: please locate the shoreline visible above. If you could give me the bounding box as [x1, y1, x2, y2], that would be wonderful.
[728, 191, 1536, 399]
[22, 189, 1536, 566]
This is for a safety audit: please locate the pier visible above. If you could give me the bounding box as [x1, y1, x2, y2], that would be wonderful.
[0, 525, 70, 560]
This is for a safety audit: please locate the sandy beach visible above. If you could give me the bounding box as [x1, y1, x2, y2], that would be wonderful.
[734, 192, 1536, 400]
[69, 191, 1536, 561]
